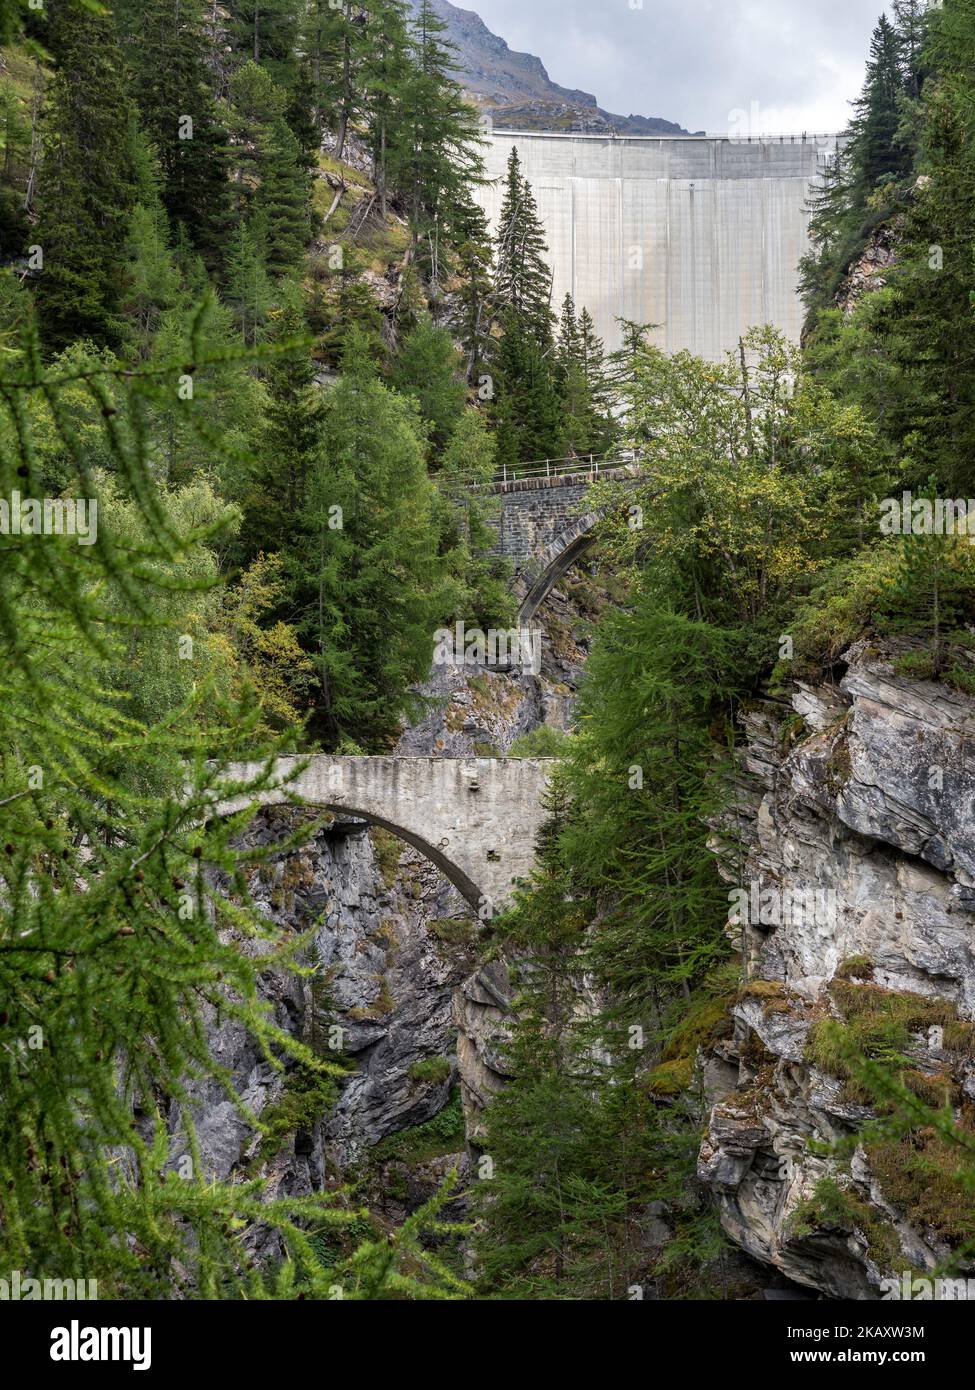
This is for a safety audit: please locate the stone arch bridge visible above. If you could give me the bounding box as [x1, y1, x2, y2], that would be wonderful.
[216, 756, 556, 913]
[475, 456, 645, 621]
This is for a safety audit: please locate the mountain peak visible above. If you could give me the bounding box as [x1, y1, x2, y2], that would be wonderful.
[411, 0, 692, 136]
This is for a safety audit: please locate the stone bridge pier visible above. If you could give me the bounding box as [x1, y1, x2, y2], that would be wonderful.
[215, 756, 556, 912]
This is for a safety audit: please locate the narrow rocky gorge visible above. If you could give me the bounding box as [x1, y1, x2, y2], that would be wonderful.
[182, 567, 607, 1225]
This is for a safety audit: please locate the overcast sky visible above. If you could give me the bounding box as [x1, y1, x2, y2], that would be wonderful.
[468, 0, 893, 135]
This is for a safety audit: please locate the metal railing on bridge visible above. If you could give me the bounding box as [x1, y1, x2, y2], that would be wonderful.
[483, 449, 644, 488]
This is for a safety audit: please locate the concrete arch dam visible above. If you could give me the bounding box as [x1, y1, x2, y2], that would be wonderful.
[474, 130, 840, 360]
[216, 756, 556, 912]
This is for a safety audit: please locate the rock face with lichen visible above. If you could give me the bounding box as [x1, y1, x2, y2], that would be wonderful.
[699, 641, 975, 1298]
[178, 811, 477, 1188]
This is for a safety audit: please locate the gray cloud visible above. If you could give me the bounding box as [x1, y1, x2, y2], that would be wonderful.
[468, 0, 893, 133]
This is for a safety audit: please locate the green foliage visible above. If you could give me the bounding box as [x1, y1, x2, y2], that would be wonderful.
[371, 1089, 466, 1165]
[409, 1056, 452, 1086]
[555, 295, 616, 457]
[389, 0, 486, 267]
[789, 1177, 903, 1269]
[804, 1023, 975, 1269]
[435, 407, 513, 629]
[876, 524, 975, 675]
[0, 312, 384, 1298]
[563, 600, 742, 1012]
[123, 0, 231, 268]
[806, 983, 958, 1103]
[493, 146, 555, 348]
[249, 1064, 340, 1171]
[491, 314, 564, 468]
[508, 726, 571, 759]
[234, 285, 320, 563]
[801, 3, 928, 319]
[287, 338, 461, 746]
[604, 328, 880, 656]
[388, 314, 466, 452]
[324, 1178, 471, 1299]
[32, 1, 138, 354]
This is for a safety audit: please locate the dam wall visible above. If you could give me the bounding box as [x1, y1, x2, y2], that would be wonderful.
[474, 131, 840, 360]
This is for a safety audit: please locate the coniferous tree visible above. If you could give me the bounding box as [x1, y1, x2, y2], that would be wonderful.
[229, 0, 304, 79]
[450, 198, 495, 386]
[878, 0, 975, 494]
[436, 407, 512, 628]
[225, 222, 274, 345]
[125, 0, 231, 268]
[493, 146, 555, 347]
[492, 316, 565, 468]
[473, 779, 617, 1297]
[389, 314, 467, 454]
[255, 117, 313, 276]
[237, 285, 321, 563]
[555, 296, 616, 457]
[801, 5, 931, 324]
[488, 148, 563, 465]
[0, 302, 469, 1299]
[303, 0, 368, 163]
[0, 63, 32, 245]
[32, 1, 139, 353]
[362, 0, 411, 217]
[851, 15, 907, 196]
[291, 332, 458, 746]
[391, 0, 485, 269]
[284, 62, 320, 171]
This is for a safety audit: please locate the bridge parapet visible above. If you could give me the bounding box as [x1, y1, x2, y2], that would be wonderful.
[213, 755, 556, 912]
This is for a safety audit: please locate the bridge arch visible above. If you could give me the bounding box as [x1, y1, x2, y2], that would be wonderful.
[214, 755, 555, 913]
[514, 510, 603, 623]
[482, 461, 648, 622]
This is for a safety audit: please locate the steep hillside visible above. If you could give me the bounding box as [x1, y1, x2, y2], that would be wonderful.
[412, 0, 694, 134]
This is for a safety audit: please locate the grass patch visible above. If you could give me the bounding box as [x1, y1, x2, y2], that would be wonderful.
[371, 1088, 466, 1166]
[467, 674, 492, 702]
[662, 976, 737, 1064]
[867, 1128, 975, 1246]
[806, 983, 960, 1103]
[646, 1055, 694, 1097]
[409, 1057, 452, 1086]
[369, 826, 403, 889]
[942, 1019, 975, 1055]
[316, 151, 373, 188]
[835, 954, 874, 982]
[429, 917, 477, 949]
[788, 1176, 902, 1269]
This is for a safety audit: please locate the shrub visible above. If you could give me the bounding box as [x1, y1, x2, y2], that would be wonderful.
[509, 725, 571, 759]
[409, 1057, 452, 1086]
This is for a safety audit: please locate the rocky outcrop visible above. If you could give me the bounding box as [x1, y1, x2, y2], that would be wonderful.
[408, 0, 690, 136]
[176, 809, 478, 1193]
[453, 960, 515, 1144]
[700, 642, 975, 1298]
